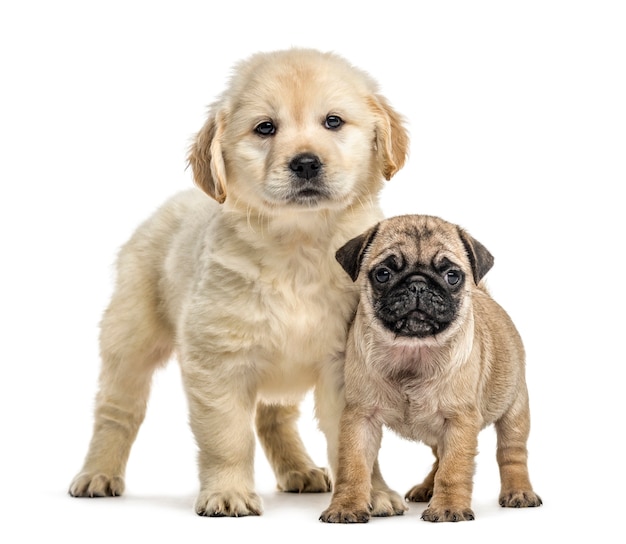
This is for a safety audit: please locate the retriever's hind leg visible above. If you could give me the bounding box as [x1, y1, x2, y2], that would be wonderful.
[256, 403, 331, 493]
[69, 270, 172, 498]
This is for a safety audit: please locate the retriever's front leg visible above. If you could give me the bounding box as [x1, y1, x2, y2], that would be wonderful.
[182, 352, 262, 517]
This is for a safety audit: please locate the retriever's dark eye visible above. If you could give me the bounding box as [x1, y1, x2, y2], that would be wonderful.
[374, 267, 391, 284]
[445, 270, 462, 286]
[325, 115, 344, 130]
[255, 121, 276, 136]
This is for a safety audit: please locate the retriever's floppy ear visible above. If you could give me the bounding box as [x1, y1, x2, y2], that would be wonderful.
[335, 224, 380, 282]
[187, 108, 227, 203]
[457, 227, 495, 285]
[370, 95, 410, 180]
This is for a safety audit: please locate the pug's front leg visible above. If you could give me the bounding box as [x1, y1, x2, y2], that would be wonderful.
[182, 354, 262, 517]
[320, 405, 383, 523]
[421, 414, 479, 522]
[370, 458, 407, 517]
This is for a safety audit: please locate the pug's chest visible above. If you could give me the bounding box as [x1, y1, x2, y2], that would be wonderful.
[382, 380, 449, 444]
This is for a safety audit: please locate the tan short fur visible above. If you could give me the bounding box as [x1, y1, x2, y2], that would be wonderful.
[321, 214, 542, 523]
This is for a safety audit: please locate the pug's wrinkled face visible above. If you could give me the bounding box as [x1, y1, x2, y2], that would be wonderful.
[368, 247, 465, 337]
[336, 214, 494, 343]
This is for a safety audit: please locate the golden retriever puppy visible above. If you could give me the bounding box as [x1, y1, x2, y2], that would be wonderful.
[69, 48, 409, 517]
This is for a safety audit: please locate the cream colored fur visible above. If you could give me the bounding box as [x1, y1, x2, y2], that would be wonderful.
[68, 48, 409, 517]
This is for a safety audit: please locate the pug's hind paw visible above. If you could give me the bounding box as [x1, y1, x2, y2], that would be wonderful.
[405, 483, 433, 503]
[371, 488, 407, 517]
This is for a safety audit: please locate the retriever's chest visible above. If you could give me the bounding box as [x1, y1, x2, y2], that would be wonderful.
[197, 239, 356, 360]
[259, 248, 356, 358]
[243, 248, 357, 400]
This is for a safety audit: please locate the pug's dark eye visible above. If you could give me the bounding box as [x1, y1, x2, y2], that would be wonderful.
[325, 115, 344, 130]
[255, 121, 276, 136]
[445, 270, 462, 286]
[374, 267, 391, 284]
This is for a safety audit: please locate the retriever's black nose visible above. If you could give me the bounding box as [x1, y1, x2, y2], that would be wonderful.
[289, 153, 322, 180]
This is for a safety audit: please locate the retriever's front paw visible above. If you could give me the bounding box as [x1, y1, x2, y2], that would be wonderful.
[69, 472, 125, 498]
[195, 489, 262, 517]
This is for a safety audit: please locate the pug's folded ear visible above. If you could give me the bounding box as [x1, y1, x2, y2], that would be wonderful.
[457, 227, 494, 285]
[335, 224, 380, 281]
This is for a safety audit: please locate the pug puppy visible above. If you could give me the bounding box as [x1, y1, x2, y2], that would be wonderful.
[320, 214, 542, 523]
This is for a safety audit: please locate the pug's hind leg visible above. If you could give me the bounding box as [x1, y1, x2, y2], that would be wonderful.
[405, 445, 438, 503]
[420, 416, 478, 522]
[256, 403, 331, 493]
[495, 392, 542, 508]
[370, 458, 407, 517]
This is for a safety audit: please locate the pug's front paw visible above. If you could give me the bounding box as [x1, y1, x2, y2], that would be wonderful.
[421, 505, 475, 522]
[320, 498, 371, 523]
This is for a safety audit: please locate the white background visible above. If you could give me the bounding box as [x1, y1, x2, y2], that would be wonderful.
[1, 1, 624, 542]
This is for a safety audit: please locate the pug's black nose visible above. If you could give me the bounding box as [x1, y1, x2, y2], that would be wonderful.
[290, 153, 322, 180]
[408, 276, 428, 294]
